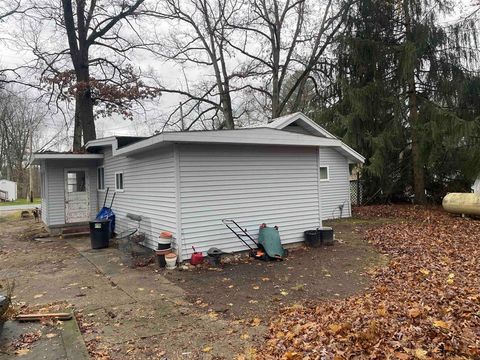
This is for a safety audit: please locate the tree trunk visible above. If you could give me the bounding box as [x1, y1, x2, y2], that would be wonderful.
[404, 0, 426, 204]
[73, 104, 82, 151]
[409, 90, 426, 204]
[74, 86, 96, 147]
[73, 61, 96, 150]
[219, 89, 234, 129]
[270, 20, 281, 118]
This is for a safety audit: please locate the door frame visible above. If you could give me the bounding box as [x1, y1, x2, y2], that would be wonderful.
[64, 167, 90, 224]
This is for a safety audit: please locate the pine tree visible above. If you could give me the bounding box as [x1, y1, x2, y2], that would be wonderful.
[318, 0, 480, 203]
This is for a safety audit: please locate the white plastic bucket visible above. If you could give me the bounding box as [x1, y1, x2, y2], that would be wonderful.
[165, 253, 177, 270]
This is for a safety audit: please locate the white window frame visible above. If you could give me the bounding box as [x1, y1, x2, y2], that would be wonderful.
[115, 171, 124, 192]
[319, 165, 330, 182]
[97, 166, 105, 191]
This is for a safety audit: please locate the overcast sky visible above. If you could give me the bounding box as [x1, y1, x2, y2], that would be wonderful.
[0, 0, 476, 151]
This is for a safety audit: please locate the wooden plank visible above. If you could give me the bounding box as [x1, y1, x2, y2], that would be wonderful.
[16, 313, 72, 321]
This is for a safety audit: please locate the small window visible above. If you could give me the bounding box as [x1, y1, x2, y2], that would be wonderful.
[97, 167, 105, 190]
[67, 171, 86, 192]
[319, 166, 329, 181]
[115, 172, 124, 191]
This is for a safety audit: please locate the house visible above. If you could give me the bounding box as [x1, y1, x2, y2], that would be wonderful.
[33, 113, 364, 261]
[0, 179, 17, 202]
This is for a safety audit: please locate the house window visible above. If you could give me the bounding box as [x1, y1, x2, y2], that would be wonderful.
[67, 171, 86, 192]
[115, 172, 124, 191]
[319, 166, 329, 181]
[97, 167, 105, 190]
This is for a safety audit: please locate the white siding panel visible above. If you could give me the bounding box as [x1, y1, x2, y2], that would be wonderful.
[99, 147, 176, 250]
[178, 144, 321, 259]
[40, 161, 49, 224]
[45, 160, 98, 226]
[319, 148, 351, 219]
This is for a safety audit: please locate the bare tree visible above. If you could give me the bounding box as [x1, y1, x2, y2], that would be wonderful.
[22, 0, 161, 150]
[0, 91, 44, 197]
[149, 0, 251, 130]
[227, 0, 353, 118]
[0, 1, 31, 83]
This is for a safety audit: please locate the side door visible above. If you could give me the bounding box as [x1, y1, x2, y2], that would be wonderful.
[65, 169, 90, 223]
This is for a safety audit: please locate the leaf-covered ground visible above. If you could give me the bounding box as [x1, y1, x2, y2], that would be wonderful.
[258, 206, 479, 359]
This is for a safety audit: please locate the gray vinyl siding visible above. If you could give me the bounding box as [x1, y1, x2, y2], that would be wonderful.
[99, 146, 176, 250]
[319, 148, 351, 219]
[178, 144, 321, 260]
[44, 160, 98, 226]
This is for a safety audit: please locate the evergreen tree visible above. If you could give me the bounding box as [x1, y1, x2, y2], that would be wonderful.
[317, 0, 480, 203]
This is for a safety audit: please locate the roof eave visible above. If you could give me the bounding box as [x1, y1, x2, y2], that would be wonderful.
[85, 137, 118, 149]
[32, 153, 104, 165]
[114, 131, 342, 157]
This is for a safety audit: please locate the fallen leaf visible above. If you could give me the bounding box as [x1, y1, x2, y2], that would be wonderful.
[414, 348, 428, 359]
[283, 351, 300, 359]
[408, 308, 422, 318]
[419, 269, 430, 276]
[280, 291, 288, 296]
[252, 285, 260, 290]
[446, 273, 455, 284]
[208, 312, 218, 319]
[33, 294, 43, 299]
[251, 317, 261, 326]
[432, 320, 449, 329]
[328, 323, 342, 334]
[202, 346, 213, 353]
[377, 306, 388, 317]
[290, 284, 305, 291]
[15, 349, 30, 356]
[45, 333, 57, 338]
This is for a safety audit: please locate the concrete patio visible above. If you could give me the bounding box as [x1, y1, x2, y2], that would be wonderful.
[0, 217, 264, 359]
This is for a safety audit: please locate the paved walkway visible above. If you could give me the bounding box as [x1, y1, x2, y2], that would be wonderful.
[0, 218, 263, 359]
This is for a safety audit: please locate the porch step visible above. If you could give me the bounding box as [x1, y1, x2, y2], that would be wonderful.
[62, 226, 90, 238]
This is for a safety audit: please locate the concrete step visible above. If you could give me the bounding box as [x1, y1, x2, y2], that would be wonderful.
[62, 226, 90, 238]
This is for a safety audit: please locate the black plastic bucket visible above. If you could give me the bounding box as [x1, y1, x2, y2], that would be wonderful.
[304, 229, 322, 247]
[320, 227, 334, 246]
[304, 227, 335, 247]
[89, 219, 111, 249]
[157, 242, 171, 250]
[156, 245, 172, 267]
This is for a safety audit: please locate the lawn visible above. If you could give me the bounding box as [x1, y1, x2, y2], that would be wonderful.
[0, 198, 40, 206]
[258, 205, 479, 359]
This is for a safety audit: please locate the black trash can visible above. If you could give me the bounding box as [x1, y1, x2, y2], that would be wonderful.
[304, 229, 322, 247]
[89, 219, 111, 249]
[320, 227, 334, 246]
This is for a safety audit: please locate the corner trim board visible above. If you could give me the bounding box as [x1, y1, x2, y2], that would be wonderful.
[173, 144, 183, 262]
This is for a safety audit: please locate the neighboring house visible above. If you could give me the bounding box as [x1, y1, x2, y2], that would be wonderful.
[33, 113, 364, 261]
[0, 179, 17, 202]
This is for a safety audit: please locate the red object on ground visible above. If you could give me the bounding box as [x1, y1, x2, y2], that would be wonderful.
[190, 246, 204, 265]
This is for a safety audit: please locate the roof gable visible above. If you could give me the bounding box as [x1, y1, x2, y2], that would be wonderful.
[268, 112, 364, 164]
[267, 112, 336, 139]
